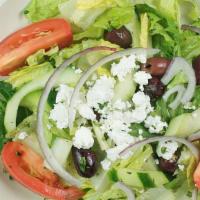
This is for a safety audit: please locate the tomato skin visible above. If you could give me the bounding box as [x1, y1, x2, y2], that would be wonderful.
[194, 162, 200, 188]
[0, 18, 73, 75]
[1, 142, 84, 200]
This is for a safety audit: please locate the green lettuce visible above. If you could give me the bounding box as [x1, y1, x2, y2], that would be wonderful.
[0, 82, 15, 150]
[24, 0, 67, 22]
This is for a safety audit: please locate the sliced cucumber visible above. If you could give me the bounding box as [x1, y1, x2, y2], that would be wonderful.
[51, 137, 72, 167]
[112, 72, 136, 102]
[92, 122, 110, 151]
[166, 108, 200, 137]
[4, 68, 81, 132]
[117, 168, 168, 188]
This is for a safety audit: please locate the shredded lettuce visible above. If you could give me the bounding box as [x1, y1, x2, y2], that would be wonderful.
[24, 0, 67, 22]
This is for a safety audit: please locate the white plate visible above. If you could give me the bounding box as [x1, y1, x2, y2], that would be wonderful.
[0, 0, 42, 199]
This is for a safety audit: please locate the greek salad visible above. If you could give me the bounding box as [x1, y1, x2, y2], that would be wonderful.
[1, 0, 200, 200]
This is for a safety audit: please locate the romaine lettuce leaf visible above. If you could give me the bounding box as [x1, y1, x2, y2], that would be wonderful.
[94, 7, 134, 30]
[0, 82, 15, 151]
[24, 0, 67, 22]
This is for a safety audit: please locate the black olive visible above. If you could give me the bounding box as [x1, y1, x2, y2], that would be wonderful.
[144, 76, 165, 100]
[104, 26, 132, 49]
[192, 55, 200, 85]
[158, 157, 178, 174]
[72, 147, 98, 178]
[141, 57, 171, 76]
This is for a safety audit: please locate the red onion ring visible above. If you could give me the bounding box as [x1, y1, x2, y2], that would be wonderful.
[37, 46, 116, 186]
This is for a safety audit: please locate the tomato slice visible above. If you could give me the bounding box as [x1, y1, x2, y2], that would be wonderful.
[0, 18, 73, 75]
[194, 162, 200, 188]
[1, 142, 84, 200]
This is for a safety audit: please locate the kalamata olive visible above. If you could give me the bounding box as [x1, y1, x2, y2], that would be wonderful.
[192, 55, 200, 85]
[144, 76, 165, 100]
[141, 57, 171, 76]
[158, 157, 178, 174]
[104, 26, 132, 49]
[72, 147, 98, 178]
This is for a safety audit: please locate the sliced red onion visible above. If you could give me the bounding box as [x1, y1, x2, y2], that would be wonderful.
[182, 24, 200, 35]
[161, 57, 196, 104]
[115, 182, 135, 200]
[119, 136, 199, 161]
[188, 131, 200, 142]
[68, 48, 160, 128]
[163, 85, 186, 109]
[37, 46, 116, 187]
[192, 188, 198, 200]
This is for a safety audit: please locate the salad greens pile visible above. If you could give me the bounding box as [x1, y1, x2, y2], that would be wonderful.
[2, 0, 200, 200]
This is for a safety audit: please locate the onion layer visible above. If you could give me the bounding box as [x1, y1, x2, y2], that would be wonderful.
[115, 182, 135, 200]
[161, 57, 196, 105]
[188, 131, 200, 142]
[192, 188, 198, 200]
[119, 136, 199, 161]
[163, 85, 186, 109]
[68, 48, 160, 128]
[37, 46, 116, 186]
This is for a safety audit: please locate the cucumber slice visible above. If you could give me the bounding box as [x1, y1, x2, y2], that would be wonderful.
[112, 72, 136, 102]
[4, 68, 81, 132]
[51, 137, 72, 167]
[166, 108, 200, 137]
[92, 122, 110, 151]
[117, 168, 168, 188]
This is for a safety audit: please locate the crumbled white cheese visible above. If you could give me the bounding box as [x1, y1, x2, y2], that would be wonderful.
[137, 54, 147, 64]
[101, 159, 111, 171]
[18, 132, 28, 140]
[183, 102, 196, 110]
[87, 76, 115, 109]
[100, 110, 132, 144]
[113, 99, 127, 110]
[78, 103, 96, 120]
[138, 129, 143, 135]
[145, 115, 168, 134]
[73, 127, 94, 149]
[157, 140, 179, 160]
[56, 84, 74, 104]
[106, 144, 131, 162]
[111, 54, 139, 81]
[134, 71, 152, 91]
[132, 91, 153, 113]
[49, 102, 69, 129]
[75, 68, 83, 74]
[178, 164, 185, 171]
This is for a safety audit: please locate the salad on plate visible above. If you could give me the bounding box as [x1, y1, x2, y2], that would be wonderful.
[1, 0, 200, 199]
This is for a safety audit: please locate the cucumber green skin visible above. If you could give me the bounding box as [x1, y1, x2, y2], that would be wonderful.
[112, 72, 136, 102]
[117, 168, 169, 188]
[4, 68, 81, 133]
[166, 108, 200, 137]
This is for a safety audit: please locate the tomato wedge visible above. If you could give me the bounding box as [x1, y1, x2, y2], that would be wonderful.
[194, 162, 200, 188]
[0, 18, 73, 75]
[1, 142, 84, 200]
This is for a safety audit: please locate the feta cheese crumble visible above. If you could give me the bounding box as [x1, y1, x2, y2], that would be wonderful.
[101, 159, 111, 171]
[87, 76, 115, 109]
[49, 102, 69, 129]
[134, 71, 152, 91]
[111, 55, 139, 81]
[78, 103, 96, 120]
[73, 127, 94, 149]
[18, 132, 28, 140]
[56, 84, 73, 104]
[75, 68, 83, 74]
[157, 140, 179, 160]
[113, 99, 127, 110]
[145, 115, 168, 134]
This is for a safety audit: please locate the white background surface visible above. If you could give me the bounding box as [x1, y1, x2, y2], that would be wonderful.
[0, 0, 42, 199]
